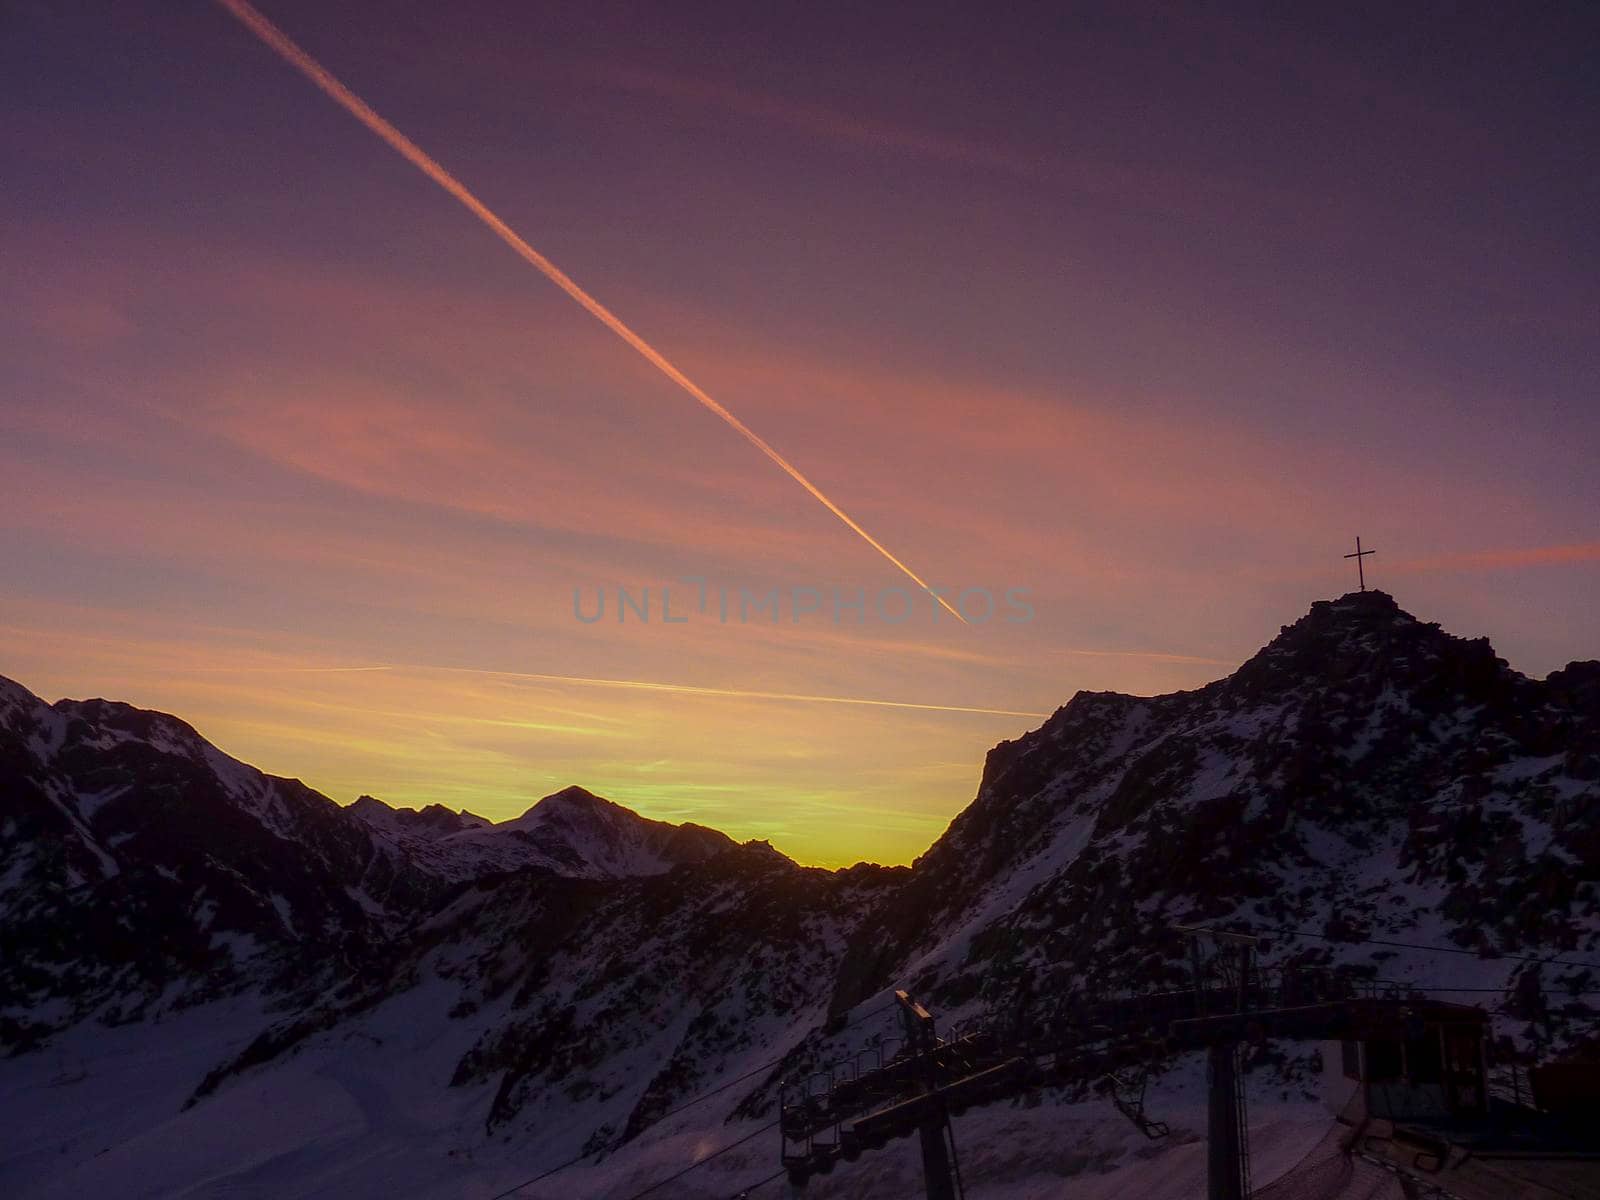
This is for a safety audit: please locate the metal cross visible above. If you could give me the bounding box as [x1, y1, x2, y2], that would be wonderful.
[1344, 536, 1375, 591]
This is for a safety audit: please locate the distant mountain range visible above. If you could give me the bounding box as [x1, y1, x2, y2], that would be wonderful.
[0, 681, 737, 1044]
[1, 590, 1596, 1198]
[349, 786, 735, 884]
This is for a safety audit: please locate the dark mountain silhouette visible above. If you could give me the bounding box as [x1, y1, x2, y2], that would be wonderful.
[1, 592, 1595, 1196]
[830, 591, 1599, 1021]
[0, 680, 738, 1048]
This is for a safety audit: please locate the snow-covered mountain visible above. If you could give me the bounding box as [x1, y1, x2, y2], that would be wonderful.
[832, 590, 1600, 1028]
[0, 679, 736, 1050]
[1, 591, 1596, 1198]
[348, 786, 736, 883]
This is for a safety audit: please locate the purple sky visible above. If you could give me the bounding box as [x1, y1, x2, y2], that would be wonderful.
[3, 1, 1596, 864]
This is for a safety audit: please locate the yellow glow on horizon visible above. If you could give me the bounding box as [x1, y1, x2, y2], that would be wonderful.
[0, 619, 1092, 865]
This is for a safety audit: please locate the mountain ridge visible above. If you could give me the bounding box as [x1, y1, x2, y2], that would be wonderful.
[0, 678, 751, 1052]
[1, 591, 1597, 1197]
[829, 590, 1599, 1015]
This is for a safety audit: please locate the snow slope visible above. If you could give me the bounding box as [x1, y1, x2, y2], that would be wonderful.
[2, 591, 1596, 1197]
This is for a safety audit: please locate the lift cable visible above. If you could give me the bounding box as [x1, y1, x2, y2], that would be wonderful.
[1375, 981, 1600, 996]
[615, 1118, 780, 1200]
[724, 1165, 790, 1196]
[1257, 925, 1600, 972]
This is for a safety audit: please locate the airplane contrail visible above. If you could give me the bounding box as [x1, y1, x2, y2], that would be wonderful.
[188, 660, 1047, 719]
[214, 0, 967, 623]
[431, 666, 1047, 718]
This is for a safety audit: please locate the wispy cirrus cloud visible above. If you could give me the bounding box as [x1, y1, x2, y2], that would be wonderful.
[589, 63, 1065, 182]
[214, 0, 967, 622]
[577, 61, 1254, 219]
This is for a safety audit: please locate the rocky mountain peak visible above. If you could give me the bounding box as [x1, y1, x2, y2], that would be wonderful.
[349, 794, 490, 838]
[832, 591, 1599, 1014]
[520, 783, 614, 819]
[1227, 589, 1510, 705]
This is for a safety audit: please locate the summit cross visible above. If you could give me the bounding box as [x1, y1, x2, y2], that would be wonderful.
[1344, 536, 1376, 591]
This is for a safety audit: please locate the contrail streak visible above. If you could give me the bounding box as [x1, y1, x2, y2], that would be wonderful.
[214, 0, 966, 623]
[194, 661, 1046, 719]
[433, 666, 1046, 718]
[184, 664, 398, 674]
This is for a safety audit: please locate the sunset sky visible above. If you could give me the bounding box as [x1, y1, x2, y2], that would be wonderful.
[4, 1, 1596, 866]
